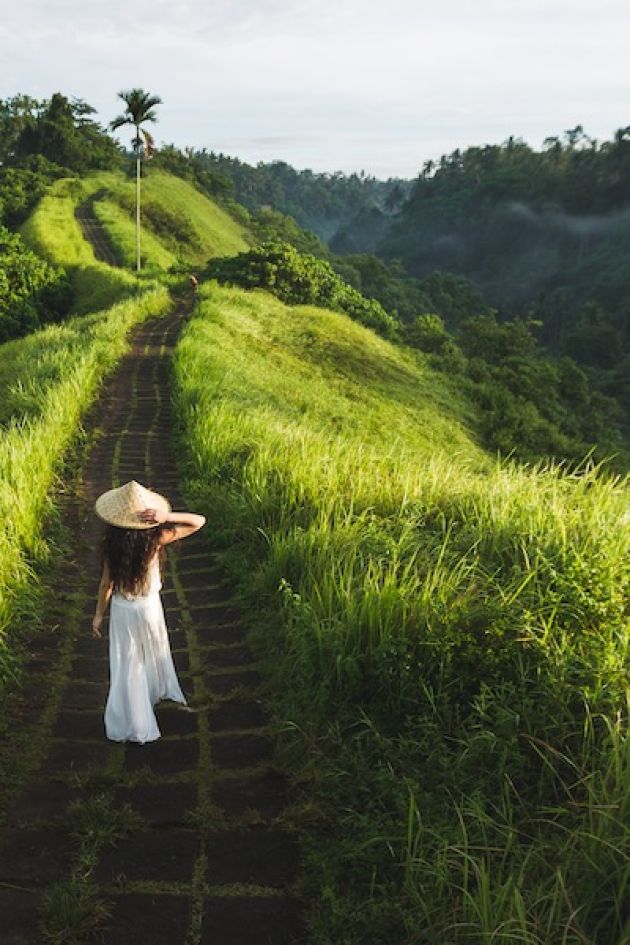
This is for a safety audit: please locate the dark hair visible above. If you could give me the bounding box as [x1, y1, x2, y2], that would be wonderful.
[102, 523, 174, 595]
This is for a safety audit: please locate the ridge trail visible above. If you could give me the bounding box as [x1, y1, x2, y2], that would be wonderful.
[0, 297, 307, 944]
[75, 192, 120, 266]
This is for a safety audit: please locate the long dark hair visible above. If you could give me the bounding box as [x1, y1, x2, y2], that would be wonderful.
[102, 523, 173, 595]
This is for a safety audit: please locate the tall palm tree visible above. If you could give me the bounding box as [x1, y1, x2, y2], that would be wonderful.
[110, 89, 162, 272]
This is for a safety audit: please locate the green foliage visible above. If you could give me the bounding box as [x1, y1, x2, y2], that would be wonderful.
[249, 206, 328, 257]
[174, 285, 630, 943]
[6, 93, 120, 172]
[406, 313, 454, 354]
[0, 225, 71, 342]
[410, 311, 628, 464]
[149, 146, 408, 242]
[116, 190, 201, 252]
[0, 155, 68, 228]
[207, 241, 400, 338]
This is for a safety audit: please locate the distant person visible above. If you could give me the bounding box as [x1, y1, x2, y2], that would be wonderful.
[92, 480, 206, 743]
[189, 273, 199, 292]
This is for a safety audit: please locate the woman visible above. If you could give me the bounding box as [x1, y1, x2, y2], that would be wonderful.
[92, 480, 206, 743]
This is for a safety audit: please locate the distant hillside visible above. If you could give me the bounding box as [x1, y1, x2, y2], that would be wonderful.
[154, 146, 410, 243]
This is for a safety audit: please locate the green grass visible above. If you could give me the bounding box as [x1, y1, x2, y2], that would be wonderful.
[20, 176, 141, 315]
[92, 195, 178, 271]
[174, 281, 630, 944]
[89, 169, 249, 271]
[0, 286, 170, 687]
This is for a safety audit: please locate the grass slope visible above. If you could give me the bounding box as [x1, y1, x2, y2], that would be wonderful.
[91, 169, 249, 270]
[175, 282, 630, 944]
[19, 169, 248, 315]
[20, 176, 140, 315]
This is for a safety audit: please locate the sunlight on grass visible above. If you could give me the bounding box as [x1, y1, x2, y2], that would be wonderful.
[174, 281, 630, 944]
[0, 286, 170, 687]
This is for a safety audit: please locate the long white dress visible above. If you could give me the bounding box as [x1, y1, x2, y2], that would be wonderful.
[105, 555, 186, 743]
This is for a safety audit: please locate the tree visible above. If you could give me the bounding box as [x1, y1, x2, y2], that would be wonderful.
[110, 88, 162, 271]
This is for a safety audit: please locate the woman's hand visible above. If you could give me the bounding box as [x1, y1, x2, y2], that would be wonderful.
[92, 616, 103, 639]
[139, 507, 169, 525]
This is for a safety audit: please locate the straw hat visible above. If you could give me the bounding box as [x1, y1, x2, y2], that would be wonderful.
[95, 480, 171, 529]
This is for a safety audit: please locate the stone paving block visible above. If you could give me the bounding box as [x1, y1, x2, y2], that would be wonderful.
[94, 829, 198, 883]
[59, 681, 108, 710]
[195, 621, 249, 646]
[99, 893, 191, 944]
[209, 701, 269, 732]
[176, 570, 224, 591]
[52, 710, 105, 740]
[171, 649, 190, 673]
[160, 589, 179, 608]
[201, 896, 307, 945]
[124, 736, 199, 775]
[116, 782, 197, 826]
[211, 734, 274, 770]
[13, 677, 51, 713]
[11, 780, 82, 824]
[0, 888, 42, 945]
[166, 628, 187, 649]
[183, 586, 236, 608]
[188, 602, 242, 623]
[205, 829, 300, 887]
[200, 644, 255, 669]
[46, 739, 110, 774]
[74, 631, 109, 656]
[212, 772, 289, 819]
[206, 670, 263, 696]
[155, 704, 198, 736]
[72, 655, 109, 683]
[0, 828, 74, 883]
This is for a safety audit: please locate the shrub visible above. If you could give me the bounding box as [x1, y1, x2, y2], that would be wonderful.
[207, 241, 400, 338]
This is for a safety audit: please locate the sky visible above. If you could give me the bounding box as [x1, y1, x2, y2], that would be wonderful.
[2, 0, 630, 179]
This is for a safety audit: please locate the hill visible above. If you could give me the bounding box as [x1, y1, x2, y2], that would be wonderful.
[174, 281, 630, 944]
[1, 111, 629, 942]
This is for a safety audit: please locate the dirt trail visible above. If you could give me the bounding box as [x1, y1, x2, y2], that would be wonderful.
[0, 299, 307, 944]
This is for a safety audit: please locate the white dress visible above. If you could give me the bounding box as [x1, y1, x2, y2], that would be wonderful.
[105, 555, 186, 743]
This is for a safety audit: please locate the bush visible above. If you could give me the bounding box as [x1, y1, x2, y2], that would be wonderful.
[207, 241, 400, 338]
[0, 225, 71, 342]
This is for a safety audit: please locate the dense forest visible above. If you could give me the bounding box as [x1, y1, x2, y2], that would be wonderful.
[152, 144, 409, 241]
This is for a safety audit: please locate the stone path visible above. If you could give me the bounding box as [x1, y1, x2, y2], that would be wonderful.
[75, 192, 120, 266]
[0, 299, 308, 944]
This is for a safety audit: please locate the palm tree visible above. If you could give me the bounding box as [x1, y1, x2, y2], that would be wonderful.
[110, 89, 162, 271]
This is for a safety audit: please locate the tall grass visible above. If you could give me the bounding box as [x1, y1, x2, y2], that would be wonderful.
[174, 283, 630, 943]
[0, 286, 170, 687]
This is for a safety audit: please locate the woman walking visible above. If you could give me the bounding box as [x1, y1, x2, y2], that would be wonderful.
[91, 480, 206, 743]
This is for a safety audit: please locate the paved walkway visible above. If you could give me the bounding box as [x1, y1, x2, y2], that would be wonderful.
[75, 192, 120, 266]
[0, 299, 307, 944]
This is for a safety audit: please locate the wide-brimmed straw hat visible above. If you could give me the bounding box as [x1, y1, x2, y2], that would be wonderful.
[95, 480, 170, 529]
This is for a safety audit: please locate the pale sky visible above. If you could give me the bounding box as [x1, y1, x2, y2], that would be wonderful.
[2, 0, 629, 178]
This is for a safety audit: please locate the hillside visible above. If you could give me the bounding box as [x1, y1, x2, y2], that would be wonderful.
[1, 128, 629, 943]
[19, 170, 249, 315]
[175, 283, 630, 944]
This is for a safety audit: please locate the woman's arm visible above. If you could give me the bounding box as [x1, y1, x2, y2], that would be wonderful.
[139, 508, 206, 544]
[92, 561, 113, 638]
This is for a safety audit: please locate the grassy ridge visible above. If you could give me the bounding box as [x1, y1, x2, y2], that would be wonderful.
[20, 176, 141, 315]
[174, 283, 630, 943]
[91, 170, 249, 270]
[0, 286, 170, 687]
